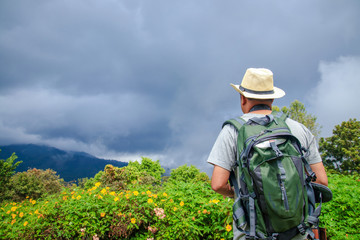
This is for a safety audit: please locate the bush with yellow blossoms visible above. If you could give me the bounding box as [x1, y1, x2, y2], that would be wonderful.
[0, 161, 233, 239]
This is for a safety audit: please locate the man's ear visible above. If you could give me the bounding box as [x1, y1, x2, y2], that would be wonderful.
[240, 94, 247, 107]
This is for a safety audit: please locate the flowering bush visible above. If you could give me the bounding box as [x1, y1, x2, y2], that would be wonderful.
[1, 160, 357, 239]
[0, 164, 233, 239]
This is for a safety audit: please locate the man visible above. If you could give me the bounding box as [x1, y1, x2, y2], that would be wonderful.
[207, 68, 328, 240]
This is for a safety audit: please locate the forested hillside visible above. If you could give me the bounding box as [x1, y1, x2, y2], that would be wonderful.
[0, 144, 127, 181]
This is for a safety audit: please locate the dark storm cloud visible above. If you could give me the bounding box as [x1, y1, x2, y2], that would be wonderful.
[0, 0, 360, 173]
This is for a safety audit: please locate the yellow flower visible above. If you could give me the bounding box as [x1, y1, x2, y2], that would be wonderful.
[101, 189, 107, 195]
[148, 198, 153, 204]
[12, 214, 16, 219]
[131, 218, 136, 224]
[97, 195, 103, 199]
[212, 199, 220, 204]
[163, 192, 168, 197]
[125, 194, 130, 199]
[114, 197, 119, 202]
[76, 195, 81, 200]
[95, 182, 101, 187]
[146, 190, 152, 195]
[11, 219, 16, 225]
[63, 196, 68, 201]
[133, 191, 139, 196]
[226, 224, 232, 232]
[31, 200, 36, 205]
[34, 210, 39, 214]
[100, 212, 106, 217]
[24, 221, 28, 227]
[11, 207, 17, 212]
[173, 207, 177, 211]
[180, 201, 184, 206]
[110, 191, 116, 196]
[19, 212, 24, 218]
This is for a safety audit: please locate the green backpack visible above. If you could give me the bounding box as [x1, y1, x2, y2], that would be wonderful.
[223, 112, 322, 240]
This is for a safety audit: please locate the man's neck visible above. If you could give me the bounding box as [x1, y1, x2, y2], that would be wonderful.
[249, 109, 272, 115]
[248, 104, 272, 114]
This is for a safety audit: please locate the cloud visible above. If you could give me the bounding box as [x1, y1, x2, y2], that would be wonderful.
[308, 56, 360, 137]
[0, 87, 171, 152]
[0, 0, 360, 175]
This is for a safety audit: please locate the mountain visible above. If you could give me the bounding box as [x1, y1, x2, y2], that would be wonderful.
[0, 144, 128, 182]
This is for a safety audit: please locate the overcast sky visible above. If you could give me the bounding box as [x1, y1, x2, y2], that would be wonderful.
[1, 0, 359, 175]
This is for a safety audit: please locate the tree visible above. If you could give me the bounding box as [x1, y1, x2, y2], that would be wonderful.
[128, 157, 165, 183]
[169, 164, 209, 183]
[274, 100, 321, 139]
[319, 118, 360, 174]
[0, 151, 22, 202]
[9, 168, 64, 201]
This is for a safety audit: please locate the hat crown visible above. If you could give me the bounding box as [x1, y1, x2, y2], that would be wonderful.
[241, 68, 274, 92]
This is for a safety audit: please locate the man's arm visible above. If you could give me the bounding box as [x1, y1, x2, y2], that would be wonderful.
[310, 162, 328, 186]
[211, 165, 234, 198]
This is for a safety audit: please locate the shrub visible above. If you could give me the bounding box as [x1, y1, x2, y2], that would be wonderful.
[0, 151, 22, 202]
[0, 179, 233, 239]
[319, 170, 360, 239]
[169, 164, 209, 183]
[8, 168, 64, 202]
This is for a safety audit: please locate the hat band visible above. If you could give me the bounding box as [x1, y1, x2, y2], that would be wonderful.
[240, 85, 274, 95]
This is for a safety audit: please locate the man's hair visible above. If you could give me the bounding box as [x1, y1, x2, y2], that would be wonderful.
[247, 98, 273, 104]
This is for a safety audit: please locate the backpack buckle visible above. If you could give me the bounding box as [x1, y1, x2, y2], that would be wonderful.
[270, 140, 283, 158]
[297, 223, 307, 235]
[306, 172, 317, 183]
[271, 233, 279, 240]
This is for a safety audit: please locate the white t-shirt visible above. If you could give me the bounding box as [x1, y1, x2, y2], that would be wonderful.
[207, 113, 322, 240]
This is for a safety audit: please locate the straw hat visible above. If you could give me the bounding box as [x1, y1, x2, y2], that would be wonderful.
[231, 68, 285, 99]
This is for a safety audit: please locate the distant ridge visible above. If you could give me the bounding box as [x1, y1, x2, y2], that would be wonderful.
[0, 144, 128, 182]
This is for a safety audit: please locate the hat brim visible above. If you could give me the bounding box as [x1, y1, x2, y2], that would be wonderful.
[230, 84, 285, 99]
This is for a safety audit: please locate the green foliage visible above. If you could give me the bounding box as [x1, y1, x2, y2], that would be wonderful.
[82, 158, 165, 192]
[0, 151, 22, 202]
[169, 164, 209, 183]
[128, 157, 165, 183]
[0, 165, 233, 239]
[8, 168, 64, 202]
[320, 170, 360, 239]
[319, 118, 360, 174]
[2, 156, 360, 239]
[274, 100, 321, 139]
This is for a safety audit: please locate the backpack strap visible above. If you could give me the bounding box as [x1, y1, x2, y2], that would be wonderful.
[222, 117, 245, 197]
[222, 117, 246, 130]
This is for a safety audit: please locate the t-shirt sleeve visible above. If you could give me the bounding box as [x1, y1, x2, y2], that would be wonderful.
[207, 124, 237, 171]
[286, 118, 322, 165]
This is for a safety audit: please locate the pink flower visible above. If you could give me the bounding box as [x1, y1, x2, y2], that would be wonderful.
[148, 226, 158, 234]
[154, 208, 166, 219]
